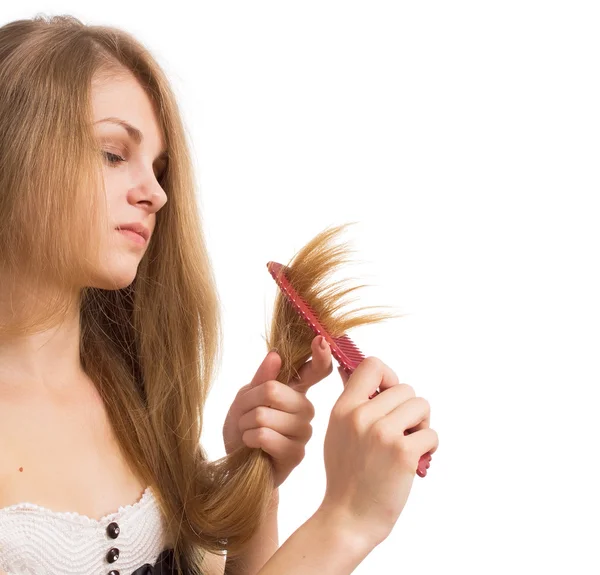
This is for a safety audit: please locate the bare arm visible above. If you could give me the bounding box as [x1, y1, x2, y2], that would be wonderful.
[205, 501, 375, 575]
[225, 489, 279, 575]
[226, 356, 437, 574]
[254, 506, 375, 575]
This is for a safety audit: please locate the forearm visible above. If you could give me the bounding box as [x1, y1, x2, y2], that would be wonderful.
[225, 489, 280, 575]
[256, 506, 375, 575]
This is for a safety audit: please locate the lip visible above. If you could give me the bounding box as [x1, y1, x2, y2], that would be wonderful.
[116, 222, 150, 243]
[117, 228, 147, 246]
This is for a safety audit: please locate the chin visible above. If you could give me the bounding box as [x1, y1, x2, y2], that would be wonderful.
[87, 262, 141, 290]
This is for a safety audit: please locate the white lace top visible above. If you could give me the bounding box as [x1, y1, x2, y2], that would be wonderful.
[0, 486, 173, 575]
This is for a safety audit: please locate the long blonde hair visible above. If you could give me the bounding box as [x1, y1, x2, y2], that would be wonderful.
[0, 14, 402, 573]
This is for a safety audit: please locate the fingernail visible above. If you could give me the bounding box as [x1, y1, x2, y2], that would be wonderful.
[319, 336, 328, 351]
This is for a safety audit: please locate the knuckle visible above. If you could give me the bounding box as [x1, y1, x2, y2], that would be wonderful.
[363, 356, 383, 371]
[372, 421, 394, 447]
[349, 407, 369, 432]
[399, 383, 416, 397]
[430, 428, 439, 449]
[306, 424, 313, 441]
[263, 380, 280, 402]
[330, 404, 343, 421]
[236, 383, 251, 397]
[330, 404, 349, 424]
[257, 427, 270, 442]
[396, 439, 410, 459]
[255, 406, 270, 426]
[416, 396, 430, 413]
[393, 437, 411, 458]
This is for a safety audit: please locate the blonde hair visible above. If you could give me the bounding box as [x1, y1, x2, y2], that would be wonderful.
[0, 14, 402, 573]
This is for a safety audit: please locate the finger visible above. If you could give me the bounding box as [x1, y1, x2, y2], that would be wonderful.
[404, 427, 439, 457]
[336, 356, 398, 411]
[361, 382, 416, 420]
[289, 335, 334, 394]
[237, 379, 314, 417]
[246, 350, 282, 391]
[242, 426, 306, 464]
[404, 410, 431, 434]
[401, 396, 431, 434]
[238, 406, 313, 441]
[364, 379, 430, 434]
[381, 396, 431, 435]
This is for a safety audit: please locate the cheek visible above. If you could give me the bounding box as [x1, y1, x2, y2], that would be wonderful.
[87, 230, 144, 290]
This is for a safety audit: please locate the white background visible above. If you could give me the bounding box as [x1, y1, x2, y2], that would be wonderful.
[3, 2, 599, 573]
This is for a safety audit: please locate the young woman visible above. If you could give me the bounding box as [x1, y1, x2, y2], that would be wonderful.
[0, 14, 439, 575]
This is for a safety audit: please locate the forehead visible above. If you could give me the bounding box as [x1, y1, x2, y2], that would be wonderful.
[91, 72, 166, 152]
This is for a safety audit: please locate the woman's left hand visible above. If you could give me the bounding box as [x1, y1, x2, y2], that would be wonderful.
[222, 335, 333, 488]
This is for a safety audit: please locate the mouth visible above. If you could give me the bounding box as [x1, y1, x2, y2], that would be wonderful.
[116, 228, 147, 246]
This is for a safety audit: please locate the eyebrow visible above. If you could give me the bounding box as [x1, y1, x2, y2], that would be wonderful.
[95, 117, 168, 162]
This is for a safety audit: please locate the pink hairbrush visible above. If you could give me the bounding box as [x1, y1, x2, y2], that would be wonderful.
[266, 261, 432, 478]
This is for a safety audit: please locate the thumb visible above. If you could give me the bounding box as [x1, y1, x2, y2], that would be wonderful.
[247, 350, 282, 390]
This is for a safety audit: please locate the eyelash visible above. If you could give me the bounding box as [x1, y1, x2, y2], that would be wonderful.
[102, 150, 166, 182]
[103, 151, 125, 166]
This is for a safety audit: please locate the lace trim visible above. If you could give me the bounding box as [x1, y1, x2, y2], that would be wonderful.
[0, 485, 153, 526]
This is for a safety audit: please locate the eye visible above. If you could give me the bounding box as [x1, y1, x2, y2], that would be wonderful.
[102, 151, 125, 166]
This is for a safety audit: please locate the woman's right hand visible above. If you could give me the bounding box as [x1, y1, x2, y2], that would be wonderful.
[318, 356, 439, 548]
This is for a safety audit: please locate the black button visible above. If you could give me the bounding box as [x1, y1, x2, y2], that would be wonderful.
[107, 522, 120, 539]
[108, 571, 120, 575]
[106, 547, 120, 563]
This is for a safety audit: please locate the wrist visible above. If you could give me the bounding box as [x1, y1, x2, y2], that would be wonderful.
[311, 503, 378, 558]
